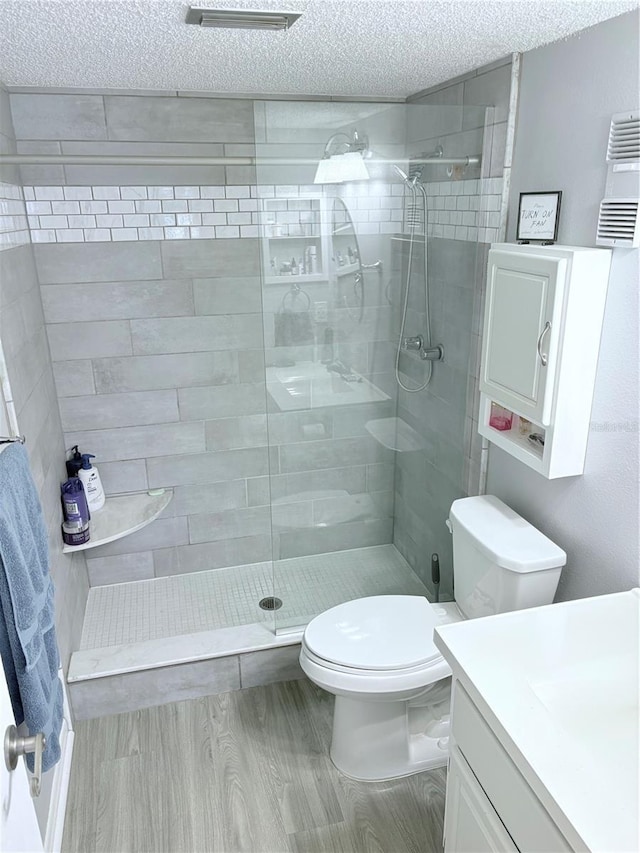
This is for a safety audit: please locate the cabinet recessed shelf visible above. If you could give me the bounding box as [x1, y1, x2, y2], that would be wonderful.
[62, 489, 173, 553]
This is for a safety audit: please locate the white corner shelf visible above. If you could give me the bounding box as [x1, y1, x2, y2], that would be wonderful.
[62, 489, 173, 553]
[365, 417, 426, 452]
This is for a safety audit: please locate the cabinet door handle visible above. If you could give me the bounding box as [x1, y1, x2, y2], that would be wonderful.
[537, 321, 551, 367]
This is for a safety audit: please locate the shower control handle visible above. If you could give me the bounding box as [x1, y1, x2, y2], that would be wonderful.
[403, 335, 423, 352]
[420, 344, 444, 362]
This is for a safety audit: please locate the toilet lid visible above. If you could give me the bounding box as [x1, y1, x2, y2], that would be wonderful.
[303, 595, 442, 671]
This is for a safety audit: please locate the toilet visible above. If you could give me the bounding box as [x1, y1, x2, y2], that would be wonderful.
[299, 495, 567, 781]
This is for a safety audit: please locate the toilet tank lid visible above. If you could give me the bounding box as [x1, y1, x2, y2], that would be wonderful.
[449, 495, 567, 573]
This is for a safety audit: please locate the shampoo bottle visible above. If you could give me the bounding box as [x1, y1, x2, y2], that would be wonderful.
[78, 454, 106, 511]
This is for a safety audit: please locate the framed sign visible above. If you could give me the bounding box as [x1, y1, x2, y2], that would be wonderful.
[516, 191, 562, 243]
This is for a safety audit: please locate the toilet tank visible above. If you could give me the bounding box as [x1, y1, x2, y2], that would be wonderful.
[449, 495, 567, 620]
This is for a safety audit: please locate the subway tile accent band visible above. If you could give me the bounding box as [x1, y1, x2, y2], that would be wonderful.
[0, 182, 30, 250]
[2, 178, 504, 249]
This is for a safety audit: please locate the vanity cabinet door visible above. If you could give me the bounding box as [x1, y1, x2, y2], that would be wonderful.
[480, 249, 566, 427]
[444, 746, 519, 853]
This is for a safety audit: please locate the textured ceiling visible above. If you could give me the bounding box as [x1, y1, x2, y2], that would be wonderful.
[0, 0, 638, 97]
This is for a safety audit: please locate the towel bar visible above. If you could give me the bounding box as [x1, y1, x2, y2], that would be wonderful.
[0, 435, 25, 444]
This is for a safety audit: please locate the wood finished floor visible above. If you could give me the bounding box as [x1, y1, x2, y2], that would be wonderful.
[62, 678, 447, 853]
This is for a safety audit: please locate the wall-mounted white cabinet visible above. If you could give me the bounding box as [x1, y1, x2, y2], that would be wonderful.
[478, 244, 611, 478]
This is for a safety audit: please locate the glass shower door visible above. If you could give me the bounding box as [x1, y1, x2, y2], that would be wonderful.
[254, 99, 487, 633]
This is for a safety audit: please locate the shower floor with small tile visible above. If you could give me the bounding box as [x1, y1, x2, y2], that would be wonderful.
[71, 544, 429, 682]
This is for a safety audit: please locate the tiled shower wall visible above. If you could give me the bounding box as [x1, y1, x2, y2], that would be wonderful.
[13, 92, 397, 586]
[393, 58, 514, 596]
[0, 84, 89, 672]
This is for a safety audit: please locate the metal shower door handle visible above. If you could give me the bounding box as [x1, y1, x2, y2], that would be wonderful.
[537, 321, 551, 367]
[4, 725, 45, 797]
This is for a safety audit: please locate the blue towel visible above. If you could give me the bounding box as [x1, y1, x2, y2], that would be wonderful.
[0, 443, 62, 773]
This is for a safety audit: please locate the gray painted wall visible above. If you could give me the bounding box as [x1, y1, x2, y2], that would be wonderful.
[487, 11, 640, 599]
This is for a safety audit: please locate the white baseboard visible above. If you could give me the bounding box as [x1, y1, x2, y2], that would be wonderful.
[44, 716, 74, 853]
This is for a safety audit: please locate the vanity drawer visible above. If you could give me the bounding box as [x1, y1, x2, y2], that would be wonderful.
[451, 683, 574, 853]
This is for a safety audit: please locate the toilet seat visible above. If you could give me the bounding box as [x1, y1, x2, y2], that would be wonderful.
[303, 595, 442, 671]
[300, 595, 453, 696]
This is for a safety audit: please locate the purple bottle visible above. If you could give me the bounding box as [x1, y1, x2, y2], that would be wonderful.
[61, 478, 91, 546]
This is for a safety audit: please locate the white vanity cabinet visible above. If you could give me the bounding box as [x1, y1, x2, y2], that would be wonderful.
[444, 683, 573, 853]
[444, 744, 518, 853]
[478, 244, 611, 478]
[435, 590, 640, 853]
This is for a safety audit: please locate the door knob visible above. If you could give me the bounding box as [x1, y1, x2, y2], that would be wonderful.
[4, 725, 45, 797]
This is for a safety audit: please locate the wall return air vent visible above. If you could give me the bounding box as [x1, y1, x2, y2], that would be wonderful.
[597, 199, 639, 247]
[596, 112, 640, 247]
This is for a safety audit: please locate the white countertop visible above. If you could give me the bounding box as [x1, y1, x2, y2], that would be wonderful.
[434, 589, 640, 853]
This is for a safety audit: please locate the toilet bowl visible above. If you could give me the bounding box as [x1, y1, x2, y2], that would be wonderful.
[299, 495, 567, 781]
[300, 595, 461, 780]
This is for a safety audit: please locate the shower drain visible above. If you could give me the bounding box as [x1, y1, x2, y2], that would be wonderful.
[259, 596, 283, 611]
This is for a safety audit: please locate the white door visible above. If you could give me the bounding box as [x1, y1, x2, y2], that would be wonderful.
[0, 668, 44, 853]
[480, 250, 565, 426]
[444, 746, 519, 853]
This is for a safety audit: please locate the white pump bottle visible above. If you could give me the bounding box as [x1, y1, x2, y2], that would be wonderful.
[78, 453, 106, 511]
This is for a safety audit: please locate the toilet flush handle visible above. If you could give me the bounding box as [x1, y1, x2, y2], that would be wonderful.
[445, 519, 452, 534]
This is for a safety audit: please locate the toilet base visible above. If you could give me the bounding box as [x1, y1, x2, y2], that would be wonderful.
[329, 689, 451, 781]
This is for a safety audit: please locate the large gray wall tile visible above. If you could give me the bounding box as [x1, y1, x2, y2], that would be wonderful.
[153, 535, 271, 574]
[160, 239, 260, 278]
[277, 519, 393, 560]
[170, 481, 248, 517]
[239, 645, 304, 688]
[188, 506, 271, 544]
[35, 242, 162, 284]
[47, 320, 132, 361]
[68, 655, 241, 720]
[53, 360, 96, 397]
[178, 382, 266, 420]
[279, 436, 392, 474]
[462, 65, 512, 126]
[97, 459, 148, 494]
[59, 390, 179, 431]
[41, 280, 194, 323]
[66, 421, 205, 462]
[10, 93, 108, 140]
[205, 414, 267, 451]
[130, 314, 263, 355]
[194, 277, 262, 315]
[147, 447, 269, 488]
[104, 96, 254, 142]
[87, 517, 189, 558]
[93, 352, 238, 393]
[86, 552, 155, 586]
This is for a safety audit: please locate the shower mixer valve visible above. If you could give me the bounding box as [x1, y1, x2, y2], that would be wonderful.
[402, 335, 444, 362]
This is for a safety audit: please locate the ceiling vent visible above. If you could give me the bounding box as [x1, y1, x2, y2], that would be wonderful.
[596, 199, 640, 248]
[185, 7, 302, 30]
[597, 111, 640, 248]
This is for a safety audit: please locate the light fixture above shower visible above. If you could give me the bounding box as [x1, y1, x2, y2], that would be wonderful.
[314, 131, 370, 184]
[185, 7, 302, 30]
